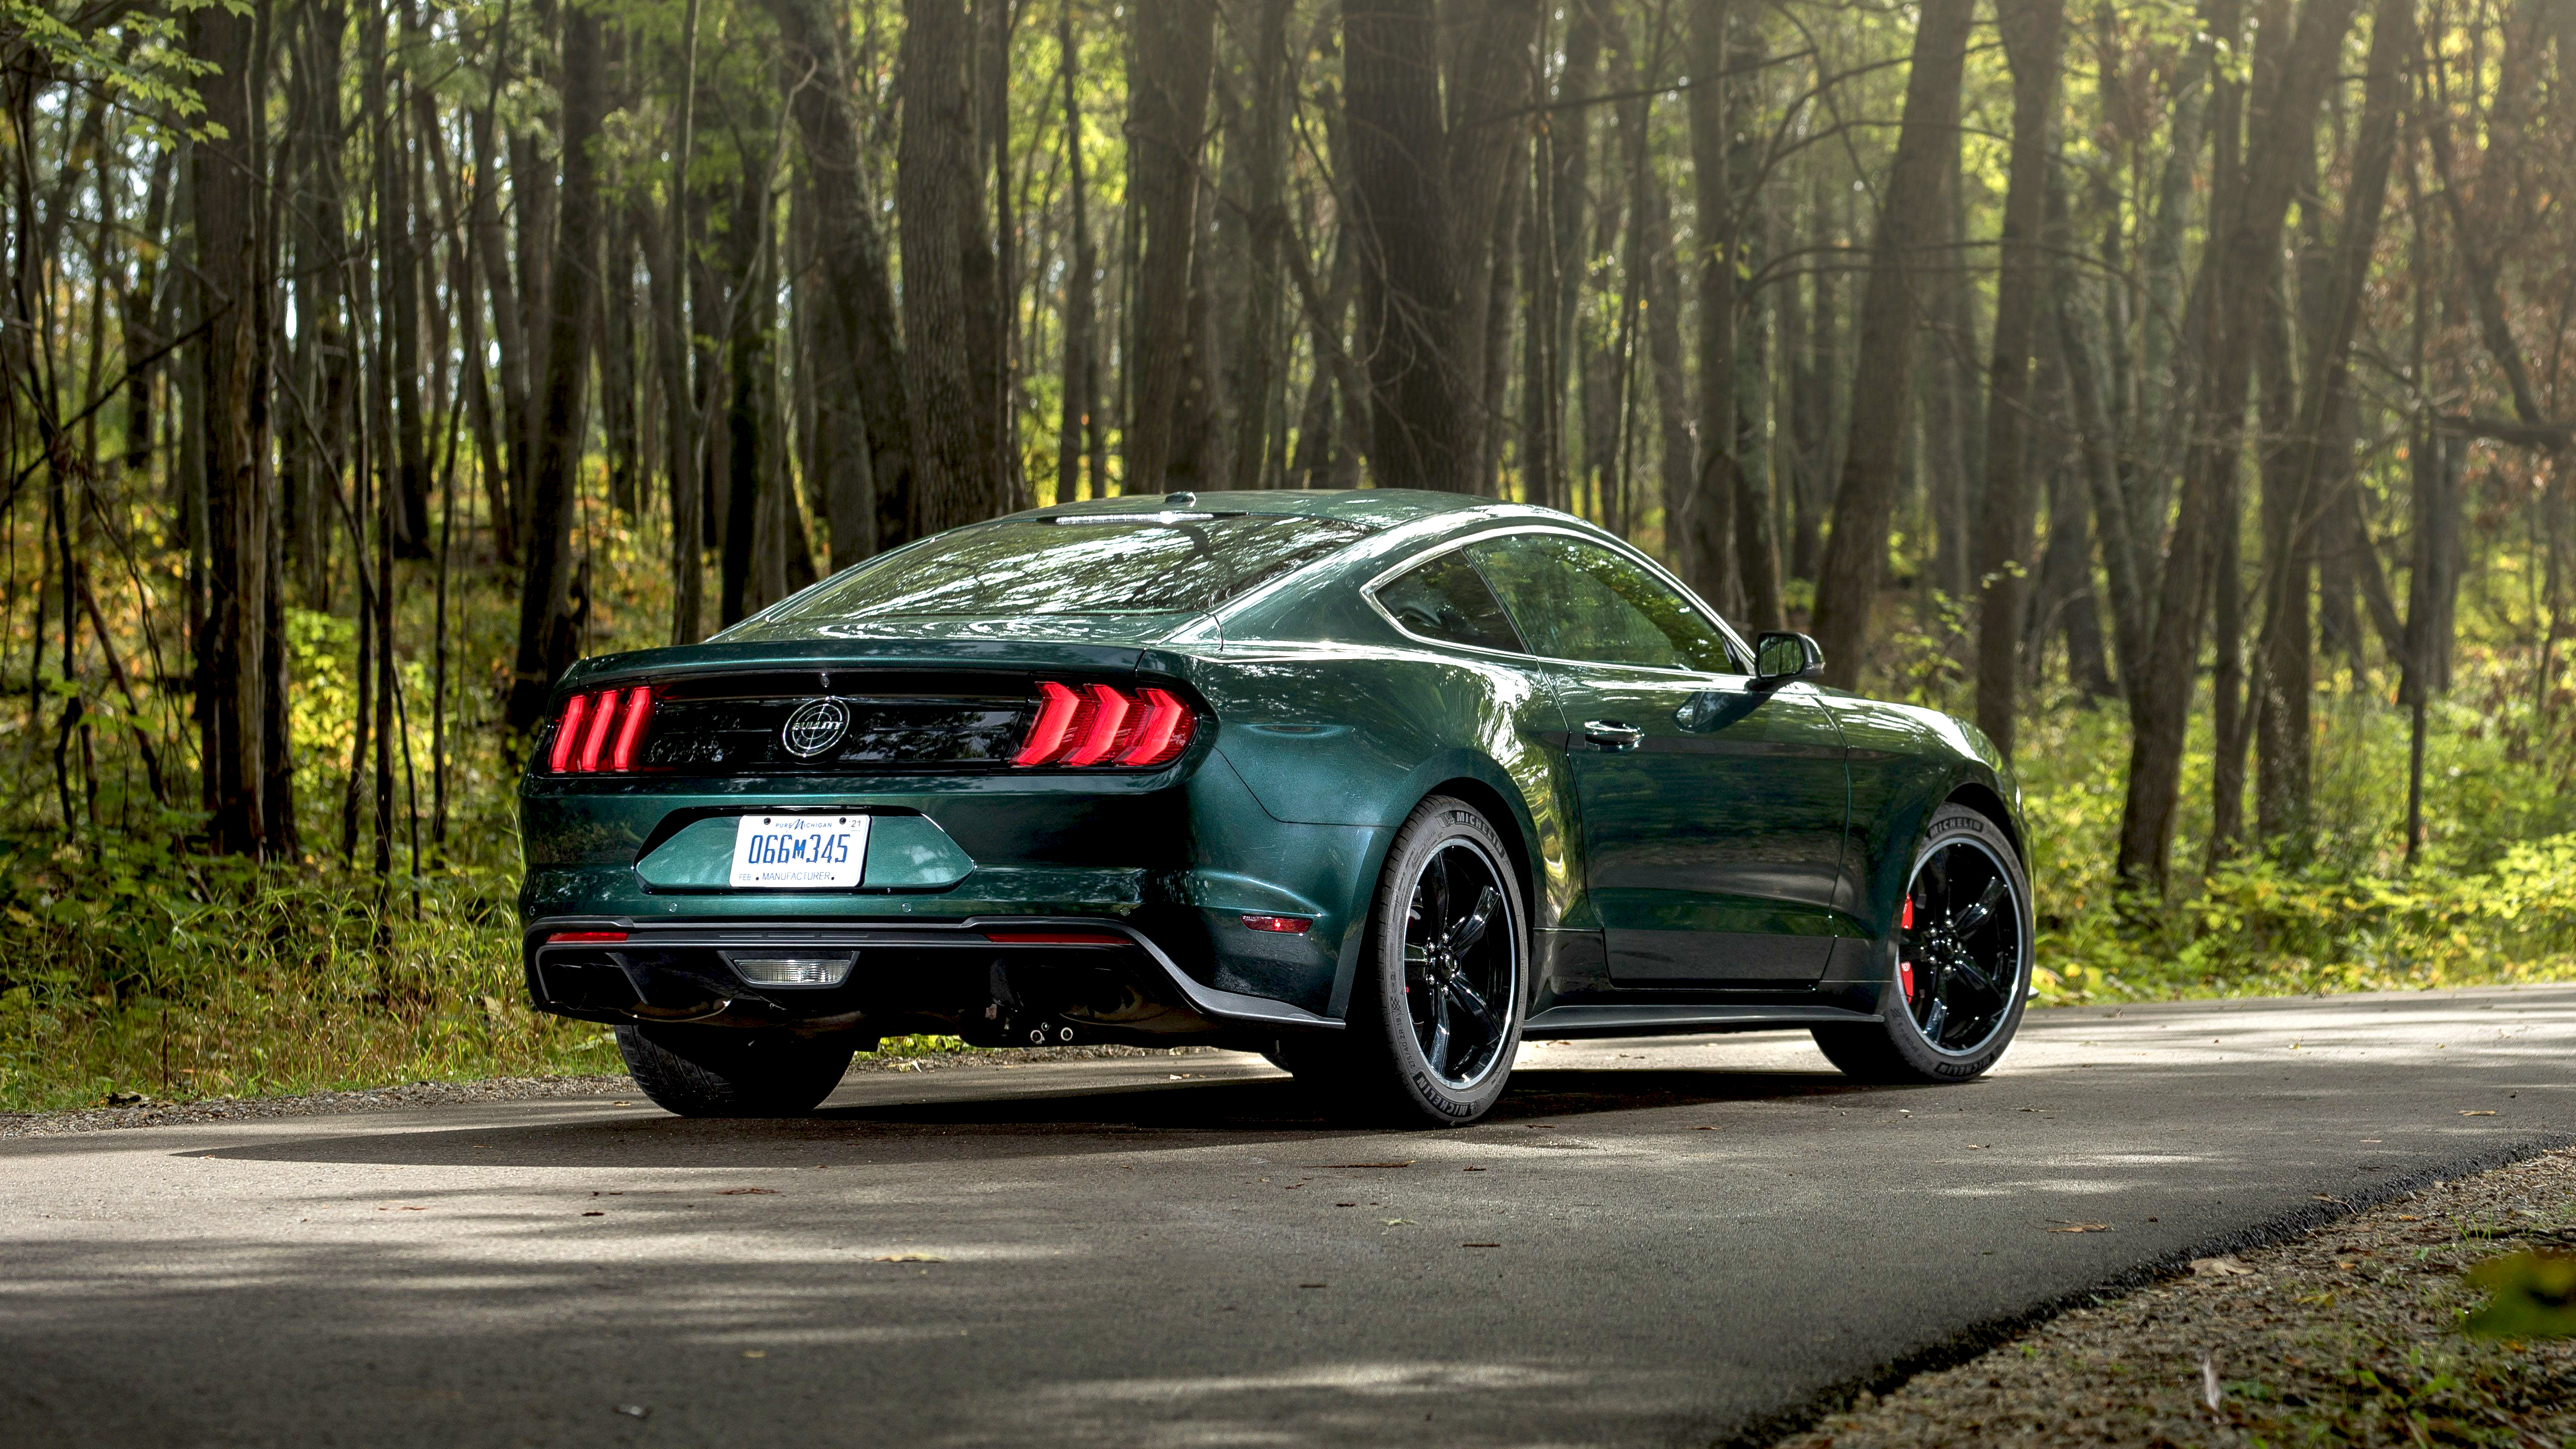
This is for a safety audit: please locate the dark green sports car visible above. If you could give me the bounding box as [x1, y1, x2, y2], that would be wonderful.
[520, 489, 2033, 1125]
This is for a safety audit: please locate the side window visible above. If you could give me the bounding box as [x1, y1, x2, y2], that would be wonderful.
[1375, 550, 1527, 655]
[1468, 535, 1740, 673]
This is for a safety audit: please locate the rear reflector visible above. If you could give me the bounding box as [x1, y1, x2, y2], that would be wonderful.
[546, 685, 659, 774]
[546, 930, 629, 944]
[1240, 914, 1312, 934]
[1011, 681, 1196, 769]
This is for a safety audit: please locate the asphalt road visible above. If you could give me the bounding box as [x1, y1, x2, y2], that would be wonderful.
[5, 986, 2571, 1449]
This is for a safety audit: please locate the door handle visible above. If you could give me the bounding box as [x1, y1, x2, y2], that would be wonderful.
[1581, 720, 1645, 751]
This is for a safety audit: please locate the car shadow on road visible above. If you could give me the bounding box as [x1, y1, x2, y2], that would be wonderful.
[165, 1065, 1887, 1171]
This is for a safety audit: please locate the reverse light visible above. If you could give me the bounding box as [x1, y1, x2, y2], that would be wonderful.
[1011, 681, 1196, 768]
[729, 955, 855, 987]
[1240, 914, 1311, 934]
[547, 686, 658, 774]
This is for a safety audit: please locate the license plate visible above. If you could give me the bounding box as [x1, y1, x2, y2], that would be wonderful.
[729, 814, 869, 889]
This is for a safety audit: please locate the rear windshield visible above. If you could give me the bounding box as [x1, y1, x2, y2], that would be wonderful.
[755, 513, 1371, 623]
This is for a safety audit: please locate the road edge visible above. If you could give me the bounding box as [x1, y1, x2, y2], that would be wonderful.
[1709, 1130, 2576, 1449]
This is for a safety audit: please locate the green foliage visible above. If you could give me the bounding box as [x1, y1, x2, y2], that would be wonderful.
[2465, 1252, 2576, 1340]
[0, 832, 615, 1112]
[2022, 648, 2576, 1004]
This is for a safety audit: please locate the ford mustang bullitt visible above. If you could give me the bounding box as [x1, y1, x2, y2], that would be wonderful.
[519, 489, 2033, 1126]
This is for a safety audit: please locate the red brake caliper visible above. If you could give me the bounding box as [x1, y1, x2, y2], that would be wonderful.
[1898, 896, 1917, 1002]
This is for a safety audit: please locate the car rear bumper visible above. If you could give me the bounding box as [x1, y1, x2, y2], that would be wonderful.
[523, 914, 1344, 1045]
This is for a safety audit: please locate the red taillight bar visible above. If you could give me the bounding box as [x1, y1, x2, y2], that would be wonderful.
[1122, 689, 1191, 767]
[545, 929, 628, 944]
[609, 686, 655, 772]
[1060, 684, 1133, 766]
[547, 685, 658, 774]
[1012, 681, 1082, 766]
[1011, 681, 1197, 769]
[576, 687, 623, 772]
[547, 692, 590, 774]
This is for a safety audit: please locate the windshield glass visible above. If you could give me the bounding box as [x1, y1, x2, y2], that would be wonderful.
[749, 514, 1371, 625]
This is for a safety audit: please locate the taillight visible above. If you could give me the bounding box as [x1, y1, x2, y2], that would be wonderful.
[546, 685, 657, 774]
[1011, 681, 1196, 768]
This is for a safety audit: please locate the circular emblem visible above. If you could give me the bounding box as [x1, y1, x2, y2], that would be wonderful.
[781, 697, 851, 759]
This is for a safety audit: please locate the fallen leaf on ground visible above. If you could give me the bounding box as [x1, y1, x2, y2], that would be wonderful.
[613, 1406, 650, 1420]
[742, 1350, 766, 1359]
[2461, 1110, 2498, 1116]
[717, 1187, 779, 1195]
[1381, 1218, 1414, 1227]
[378, 1205, 425, 1212]
[1317, 1161, 1413, 1169]
[2048, 1221, 2113, 1233]
[581, 1211, 604, 1217]
[2191, 1255, 2256, 1277]
[1298, 1282, 1326, 1289]
[875, 1253, 946, 1263]
[1463, 1242, 1501, 1248]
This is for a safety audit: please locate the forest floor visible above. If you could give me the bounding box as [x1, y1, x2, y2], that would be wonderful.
[1776, 1146, 2576, 1449]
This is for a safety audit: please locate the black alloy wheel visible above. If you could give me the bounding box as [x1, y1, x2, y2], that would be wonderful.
[1897, 836, 2025, 1055]
[1277, 796, 1527, 1125]
[1402, 841, 1516, 1091]
[1811, 802, 2031, 1084]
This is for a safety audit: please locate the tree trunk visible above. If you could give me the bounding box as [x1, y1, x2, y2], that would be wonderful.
[1056, 0, 1101, 502]
[2114, 0, 2362, 894]
[1685, 0, 1741, 605]
[189, 0, 286, 855]
[1121, 0, 1217, 495]
[1342, 0, 1474, 492]
[900, 0, 1004, 532]
[2252, 0, 2411, 852]
[766, 0, 914, 563]
[507, 7, 606, 732]
[1969, 0, 2066, 760]
[1442, 0, 1542, 490]
[1809, 0, 1976, 686]
[1230, 0, 1295, 490]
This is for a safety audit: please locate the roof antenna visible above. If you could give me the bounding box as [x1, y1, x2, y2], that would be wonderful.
[1164, 491, 1196, 507]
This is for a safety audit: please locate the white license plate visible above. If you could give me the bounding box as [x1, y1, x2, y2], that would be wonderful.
[729, 814, 869, 889]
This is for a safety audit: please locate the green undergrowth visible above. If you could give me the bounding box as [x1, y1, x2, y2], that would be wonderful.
[2016, 644, 2576, 1005]
[0, 819, 974, 1114]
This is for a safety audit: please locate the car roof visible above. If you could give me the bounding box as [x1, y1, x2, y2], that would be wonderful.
[1017, 488, 1569, 532]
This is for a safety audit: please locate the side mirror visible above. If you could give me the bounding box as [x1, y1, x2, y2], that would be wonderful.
[1753, 630, 1825, 687]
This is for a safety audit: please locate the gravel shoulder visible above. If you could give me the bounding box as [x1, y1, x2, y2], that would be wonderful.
[0, 1041, 1220, 1139]
[1776, 1147, 2576, 1449]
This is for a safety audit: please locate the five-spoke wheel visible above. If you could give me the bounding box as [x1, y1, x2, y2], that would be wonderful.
[1276, 795, 1526, 1125]
[1401, 841, 1515, 1091]
[1812, 803, 2031, 1083]
[1896, 835, 2024, 1056]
